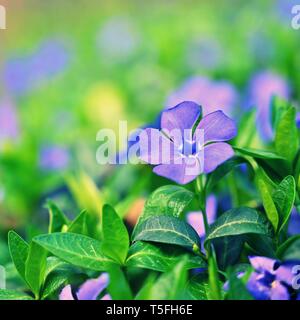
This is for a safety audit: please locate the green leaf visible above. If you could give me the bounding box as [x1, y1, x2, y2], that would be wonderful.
[107, 266, 133, 300]
[186, 273, 223, 300]
[271, 96, 291, 130]
[275, 106, 298, 163]
[272, 175, 296, 234]
[101, 204, 129, 264]
[133, 185, 194, 237]
[44, 257, 68, 279]
[0, 289, 33, 300]
[234, 147, 285, 160]
[134, 274, 156, 300]
[126, 241, 206, 272]
[234, 109, 257, 148]
[133, 216, 201, 252]
[148, 259, 189, 300]
[8, 231, 29, 282]
[42, 272, 68, 299]
[226, 270, 253, 300]
[279, 237, 300, 261]
[276, 234, 300, 259]
[68, 210, 88, 235]
[205, 207, 273, 243]
[246, 234, 276, 258]
[256, 169, 279, 231]
[34, 233, 116, 271]
[212, 236, 245, 271]
[47, 201, 69, 234]
[25, 241, 47, 297]
[66, 172, 104, 218]
[206, 157, 245, 193]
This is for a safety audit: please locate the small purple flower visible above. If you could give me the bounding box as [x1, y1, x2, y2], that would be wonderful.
[276, 0, 300, 22]
[31, 39, 70, 77]
[3, 38, 70, 96]
[39, 145, 70, 171]
[186, 37, 223, 71]
[0, 99, 19, 142]
[60, 273, 111, 300]
[166, 77, 238, 117]
[187, 195, 217, 238]
[96, 17, 139, 63]
[288, 208, 300, 236]
[247, 256, 298, 300]
[296, 113, 300, 129]
[139, 101, 237, 184]
[247, 71, 290, 141]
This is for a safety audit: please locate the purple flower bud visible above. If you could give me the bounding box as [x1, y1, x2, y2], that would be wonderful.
[3, 38, 71, 96]
[96, 17, 139, 63]
[247, 71, 290, 141]
[60, 273, 111, 300]
[0, 99, 19, 143]
[39, 145, 70, 171]
[166, 76, 238, 117]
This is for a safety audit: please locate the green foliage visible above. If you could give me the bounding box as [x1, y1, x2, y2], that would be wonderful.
[34, 233, 117, 271]
[145, 259, 189, 300]
[272, 175, 296, 234]
[8, 231, 29, 283]
[0, 289, 33, 300]
[205, 207, 273, 243]
[107, 266, 133, 300]
[101, 204, 129, 264]
[25, 241, 47, 298]
[126, 241, 206, 272]
[133, 185, 194, 237]
[47, 201, 69, 234]
[133, 216, 201, 251]
[275, 106, 298, 164]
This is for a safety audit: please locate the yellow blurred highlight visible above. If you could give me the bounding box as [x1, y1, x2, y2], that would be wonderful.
[84, 82, 125, 132]
[66, 172, 104, 221]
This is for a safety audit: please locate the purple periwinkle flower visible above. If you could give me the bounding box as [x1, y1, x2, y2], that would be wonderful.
[3, 38, 70, 96]
[39, 145, 70, 171]
[166, 77, 238, 117]
[60, 273, 111, 300]
[288, 208, 300, 236]
[187, 195, 217, 238]
[247, 71, 290, 141]
[0, 99, 19, 143]
[247, 256, 298, 300]
[139, 101, 237, 185]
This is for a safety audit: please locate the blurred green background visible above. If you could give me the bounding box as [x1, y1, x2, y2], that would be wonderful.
[0, 0, 299, 264]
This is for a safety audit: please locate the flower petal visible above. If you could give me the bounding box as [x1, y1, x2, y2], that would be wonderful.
[203, 142, 234, 174]
[246, 272, 271, 300]
[153, 156, 202, 185]
[77, 273, 109, 301]
[249, 256, 277, 273]
[139, 128, 178, 165]
[196, 110, 237, 144]
[59, 285, 75, 300]
[275, 262, 298, 287]
[269, 281, 290, 300]
[288, 208, 300, 236]
[161, 101, 201, 144]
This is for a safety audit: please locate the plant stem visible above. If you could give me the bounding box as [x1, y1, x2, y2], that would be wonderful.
[195, 176, 222, 300]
